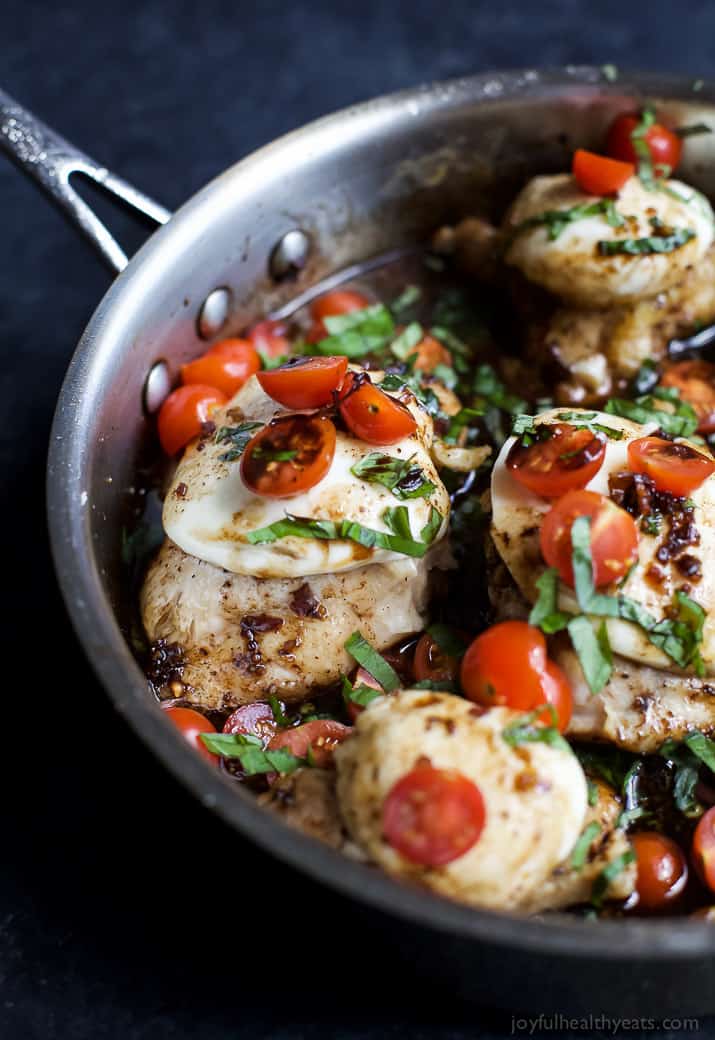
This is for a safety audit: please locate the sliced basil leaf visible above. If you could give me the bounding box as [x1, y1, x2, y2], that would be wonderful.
[390, 322, 424, 361]
[391, 284, 422, 314]
[419, 506, 443, 544]
[675, 122, 712, 138]
[512, 198, 625, 242]
[443, 407, 485, 445]
[315, 303, 394, 358]
[684, 730, 715, 772]
[344, 631, 400, 692]
[528, 568, 571, 634]
[597, 227, 695, 256]
[631, 106, 657, 188]
[571, 821, 602, 871]
[567, 615, 613, 694]
[502, 707, 571, 752]
[412, 678, 458, 692]
[268, 694, 289, 726]
[245, 512, 434, 559]
[350, 452, 436, 501]
[341, 675, 384, 708]
[201, 732, 305, 775]
[590, 850, 636, 909]
[215, 422, 264, 461]
[427, 623, 468, 659]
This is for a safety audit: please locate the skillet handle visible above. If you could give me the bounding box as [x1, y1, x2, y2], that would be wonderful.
[0, 87, 171, 273]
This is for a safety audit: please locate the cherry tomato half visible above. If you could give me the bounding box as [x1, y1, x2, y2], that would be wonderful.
[628, 436, 715, 497]
[572, 149, 634, 196]
[413, 334, 453, 373]
[413, 633, 462, 685]
[268, 719, 352, 768]
[181, 338, 261, 398]
[507, 423, 606, 499]
[383, 764, 486, 867]
[222, 702, 279, 746]
[461, 621, 549, 708]
[307, 289, 371, 343]
[631, 831, 689, 911]
[257, 355, 348, 409]
[339, 372, 417, 445]
[540, 489, 639, 588]
[241, 415, 336, 498]
[606, 112, 682, 176]
[157, 384, 227, 456]
[662, 361, 715, 435]
[539, 660, 574, 733]
[162, 705, 218, 765]
[693, 806, 715, 893]
[248, 318, 291, 359]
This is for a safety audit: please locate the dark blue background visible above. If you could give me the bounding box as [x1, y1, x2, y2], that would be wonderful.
[2, 2, 713, 1037]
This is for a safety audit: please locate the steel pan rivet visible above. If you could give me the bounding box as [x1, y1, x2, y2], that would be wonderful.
[143, 360, 171, 414]
[269, 229, 310, 281]
[197, 286, 232, 339]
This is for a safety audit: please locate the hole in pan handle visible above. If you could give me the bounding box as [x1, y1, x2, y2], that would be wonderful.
[0, 85, 171, 274]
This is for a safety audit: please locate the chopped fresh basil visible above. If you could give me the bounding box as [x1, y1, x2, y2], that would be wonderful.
[314, 303, 395, 358]
[552, 411, 625, 440]
[200, 732, 305, 775]
[675, 122, 712, 138]
[567, 615, 613, 694]
[512, 199, 624, 242]
[511, 413, 538, 440]
[597, 226, 695, 256]
[245, 506, 440, 559]
[502, 707, 571, 752]
[391, 284, 422, 314]
[432, 363, 458, 390]
[684, 729, 715, 771]
[529, 568, 571, 634]
[253, 446, 297, 462]
[472, 363, 527, 417]
[377, 371, 444, 420]
[576, 745, 641, 794]
[215, 422, 264, 461]
[587, 779, 599, 807]
[590, 850, 636, 909]
[571, 821, 602, 871]
[430, 324, 471, 357]
[268, 694, 289, 726]
[412, 678, 458, 692]
[631, 359, 660, 396]
[630, 106, 657, 188]
[443, 407, 485, 445]
[659, 732, 715, 817]
[341, 675, 384, 709]
[427, 623, 468, 659]
[605, 387, 699, 437]
[390, 322, 424, 361]
[350, 452, 436, 501]
[344, 631, 400, 692]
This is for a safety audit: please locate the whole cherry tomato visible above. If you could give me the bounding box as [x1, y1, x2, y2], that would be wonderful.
[307, 289, 371, 343]
[181, 339, 260, 398]
[631, 831, 689, 911]
[693, 806, 715, 893]
[162, 705, 218, 765]
[158, 384, 227, 456]
[606, 112, 682, 175]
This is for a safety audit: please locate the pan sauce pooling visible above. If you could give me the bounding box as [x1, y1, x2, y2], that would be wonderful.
[138, 105, 715, 920]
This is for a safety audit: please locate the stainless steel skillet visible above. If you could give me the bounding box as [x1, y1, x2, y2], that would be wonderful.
[4, 66, 715, 1016]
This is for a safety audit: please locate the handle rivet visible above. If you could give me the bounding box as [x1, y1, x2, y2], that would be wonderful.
[143, 360, 171, 414]
[269, 229, 310, 281]
[197, 286, 232, 339]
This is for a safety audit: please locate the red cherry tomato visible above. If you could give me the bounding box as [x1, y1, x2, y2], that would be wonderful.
[507, 422, 606, 499]
[413, 633, 461, 685]
[339, 372, 417, 445]
[631, 831, 689, 911]
[157, 384, 227, 456]
[606, 112, 682, 175]
[382, 764, 486, 866]
[572, 149, 635, 195]
[693, 806, 715, 893]
[539, 660, 573, 733]
[248, 319, 291, 358]
[661, 361, 715, 435]
[540, 489, 639, 588]
[162, 705, 218, 764]
[241, 415, 336, 497]
[628, 436, 715, 497]
[181, 338, 260, 398]
[307, 288, 371, 342]
[257, 355, 348, 409]
[222, 702, 279, 746]
[413, 334, 453, 373]
[268, 719, 352, 768]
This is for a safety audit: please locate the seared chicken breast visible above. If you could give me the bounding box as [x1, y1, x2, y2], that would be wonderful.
[504, 174, 713, 308]
[335, 690, 588, 911]
[141, 538, 435, 710]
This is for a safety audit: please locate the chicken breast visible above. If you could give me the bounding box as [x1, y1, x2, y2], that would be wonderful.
[534, 246, 715, 404]
[504, 174, 714, 308]
[141, 538, 434, 710]
[557, 645, 715, 753]
[523, 779, 636, 912]
[257, 768, 351, 851]
[335, 690, 588, 911]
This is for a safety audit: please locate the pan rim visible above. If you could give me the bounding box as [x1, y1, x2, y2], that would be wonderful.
[47, 64, 715, 962]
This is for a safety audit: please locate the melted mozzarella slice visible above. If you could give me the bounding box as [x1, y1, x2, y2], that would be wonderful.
[504, 174, 714, 308]
[163, 374, 449, 579]
[491, 408, 715, 675]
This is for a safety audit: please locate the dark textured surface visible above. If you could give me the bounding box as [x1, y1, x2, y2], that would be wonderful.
[2, 1, 715, 1037]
